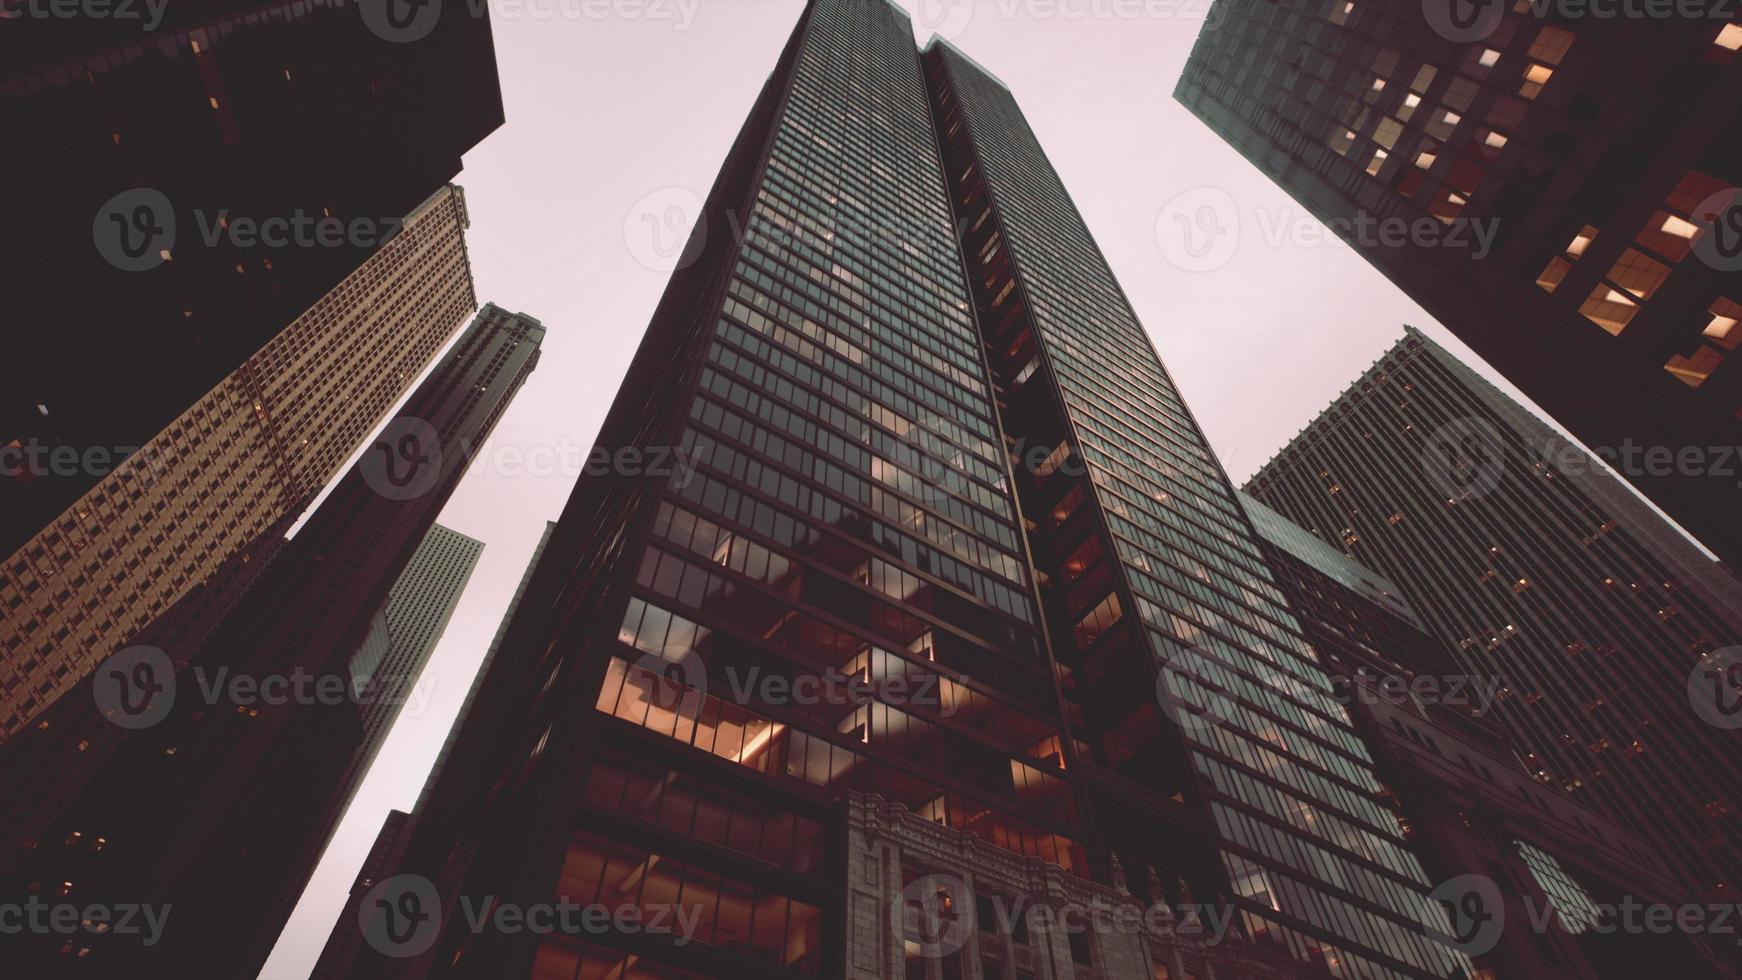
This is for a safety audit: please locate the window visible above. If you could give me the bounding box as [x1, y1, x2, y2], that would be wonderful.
[1713, 23, 1742, 60]
[1537, 225, 1598, 293]
[1330, 0, 1353, 24]
[1520, 63, 1554, 100]
[1665, 297, 1742, 388]
[1578, 286, 1639, 336]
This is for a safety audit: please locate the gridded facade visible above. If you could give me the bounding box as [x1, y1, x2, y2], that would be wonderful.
[2, 0, 504, 554]
[925, 40, 1469, 980]
[353, 4, 1086, 978]
[1241, 489, 1731, 978]
[0, 305, 542, 979]
[1245, 327, 1742, 904]
[355, 524, 483, 741]
[1177, 0, 1742, 574]
[0, 184, 479, 744]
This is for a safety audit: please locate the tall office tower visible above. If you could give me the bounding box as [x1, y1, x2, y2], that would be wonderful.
[334, 6, 1464, 980]
[0, 306, 543, 980]
[0, 184, 479, 744]
[310, 523, 557, 980]
[1241, 491, 1731, 979]
[350, 524, 485, 776]
[1176, 5, 1742, 570]
[2, 0, 504, 553]
[1245, 327, 1742, 907]
[925, 38, 1468, 980]
[314, 523, 485, 923]
[359, 6, 1092, 977]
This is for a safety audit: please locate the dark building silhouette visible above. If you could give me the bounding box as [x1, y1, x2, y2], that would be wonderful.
[1177, 3, 1742, 572]
[0, 305, 542, 979]
[1, 0, 505, 556]
[1245, 327, 1742, 910]
[311, 522, 557, 980]
[1242, 490, 1736, 979]
[329, 5, 1480, 979]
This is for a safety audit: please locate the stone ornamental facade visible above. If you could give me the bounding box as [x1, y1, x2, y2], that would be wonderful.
[846, 792, 1311, 980]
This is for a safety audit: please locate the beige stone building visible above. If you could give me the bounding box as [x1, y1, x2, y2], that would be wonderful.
[850, 792, 1312, 980]
[0, 185, 478, 742]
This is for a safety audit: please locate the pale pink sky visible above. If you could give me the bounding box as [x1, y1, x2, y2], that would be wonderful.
[258, 2, 1582, 975]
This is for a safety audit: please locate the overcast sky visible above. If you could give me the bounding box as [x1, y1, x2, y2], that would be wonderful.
[257, 2, 1582, 975]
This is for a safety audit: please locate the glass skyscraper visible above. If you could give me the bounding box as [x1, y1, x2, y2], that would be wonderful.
[341, 4, 1474, 978]
[1176, 1, 1742, 574]
[1246, 326, 1742, 908]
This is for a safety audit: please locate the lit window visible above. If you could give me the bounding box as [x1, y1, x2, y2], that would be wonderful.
[1482, 130, 1508, 150]
[1366, 148, 1389, 176]
[1373, 118, 1403, 149]
[1370, 77, 1386, 91]
[1536, 257, 1573, 293]
[1331, 0, 1354, 24]
[1528, 25, 1576, 65]
[1665, 297, 1742, 388]
[1604, 248, 1671, 302]
[1414, 149, 1437, 169]
[1566, 227, 1596, 258]
[1478, 48, 1500, 67]
[1716, 23, 1742, 51]
[1520, 63, 1554, 99]
[1579, 286, 1639, 336]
